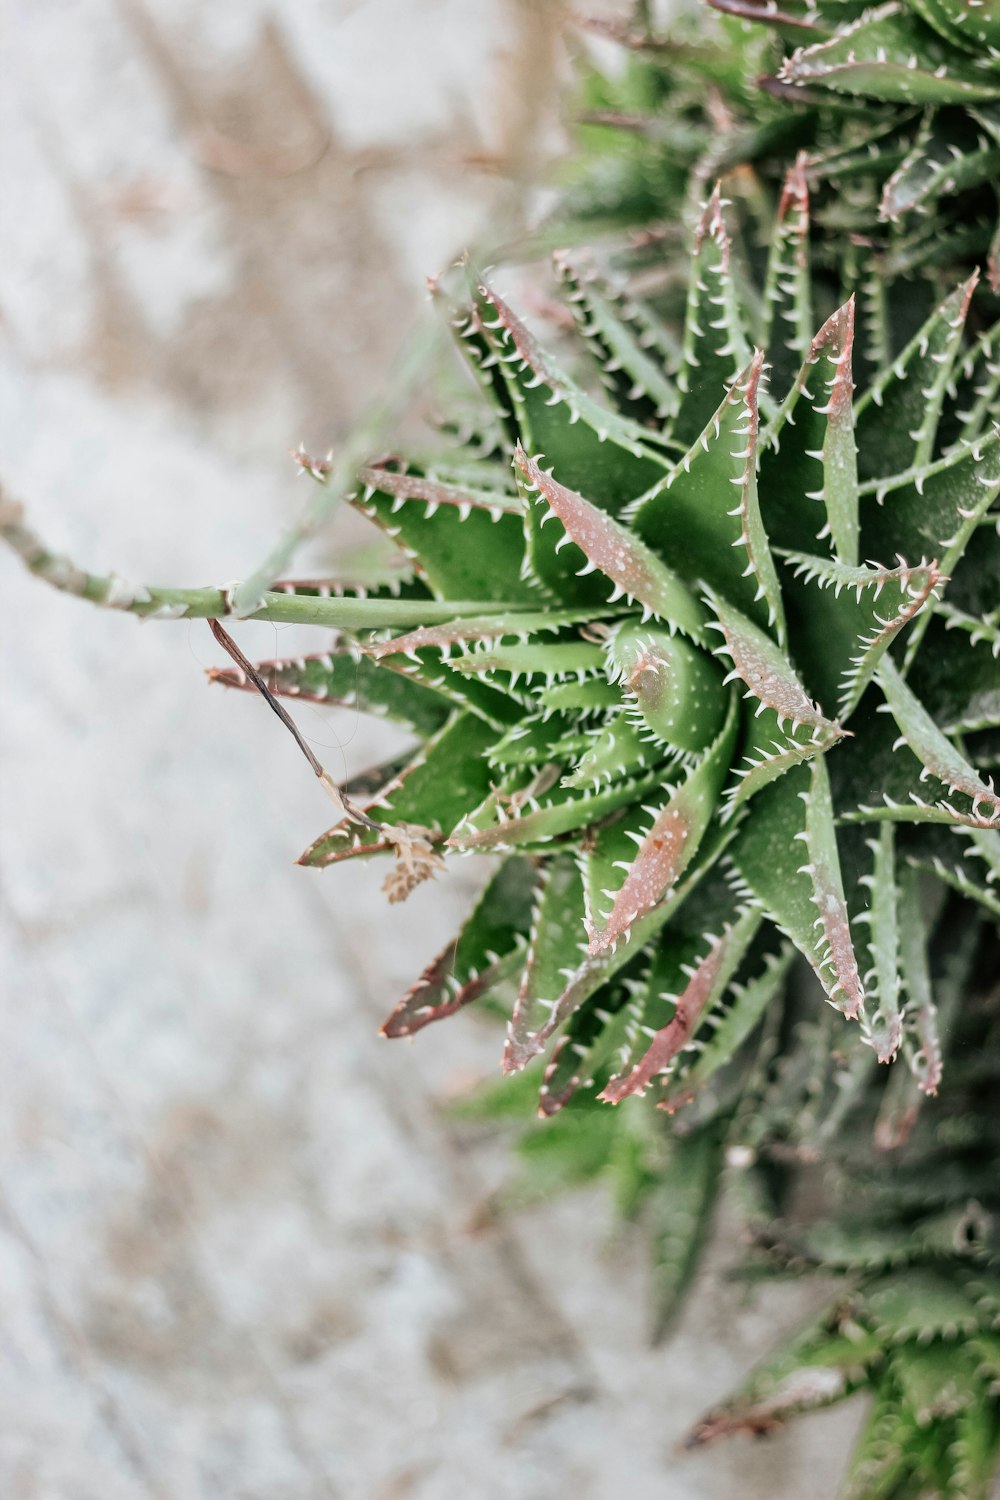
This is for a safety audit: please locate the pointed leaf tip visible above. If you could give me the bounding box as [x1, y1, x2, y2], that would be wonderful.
[695, 182, 730, 266]
[598, 937, 728, 1103]
[513, 446, 707, 639]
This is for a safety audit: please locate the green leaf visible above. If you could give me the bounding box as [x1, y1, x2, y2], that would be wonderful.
[450, 639, 607, 685]
[633, 351, 787, 639]
[647, 1125, 725, 1339]
[863, 1267, 982, 1341]
[488, 713, 580, 769]
[504, 856, 591, 1073]
[562, 711, 668, 789]
[673, 185, 753, 446]
[854, 274, 978, 479]
[449, 763, 667, 853]
[904, 611, 1000, 734]
[779, 551, 943, 718]
[599, 904, 761, 1101]
[588, 692, 739, 953]
[538, 677, 622, 715]
[208, 645, 452, 738]
[474, 281, 671, 508]
[375, 646, 524, 728]
[537, 974, 646, 1115]
[725, 709, 839, 816]
[837, 1392, 921, 1500]
[705, 587, 844, 736]
[762, 156, 813, 398]
[877, 656, 1000, 824]
[355, 466, 536, 604]
[687, 1300, 883, 1446]
[658, 944, 795, 1107]
[732, 758, 866, 1021]
[606, 621, 728, 754]
[857, 823, 903, 1062]
[553, 250, 681, 423]
[896, 864, 944, 1094]
[759, 299, 860, 564]
[299, 711, 496, 867]
[515, 447, 709, 637]
[880, 114, 1000, 222]
[517, 834, 734, 1074]
[781, 3, 1000, 105]
[380, 856, 537, 1037]
[365, 605, 621, 662]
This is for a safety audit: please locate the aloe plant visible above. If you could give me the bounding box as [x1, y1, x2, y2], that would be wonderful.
[3, 1, 999, 1494]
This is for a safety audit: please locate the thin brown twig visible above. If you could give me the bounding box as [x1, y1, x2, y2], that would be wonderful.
[208, 617, 324, 778]
[207, 617, 381, 832]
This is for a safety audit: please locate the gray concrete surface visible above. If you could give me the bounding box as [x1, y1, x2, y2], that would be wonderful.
[0, 2, 863, 1495]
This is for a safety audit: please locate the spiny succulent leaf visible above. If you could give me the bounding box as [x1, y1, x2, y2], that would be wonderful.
[896, 863, 944, 1094]
[904, 611, 1000, 733]
[364, 605, 620, 660]
[780, 550, 943, 718]
[562, 711, 667, 789]
[300, 711, 495, 867]
[647, 1126, 726, 1339]
[504, 856, 590, 1073]
[759, 299, 860, 564]
[763, 156, 813, 398]
[633, 351, 787, 638]
[880, 113, 1000, 221]
[209, 646, 451, 737]
[474, 281, 671, 507]
[553, 250, 681, 422]
[487, 714, 579, 770]
[380, 856, 537, 1037]
[804, 110, 921, 185]
[450, 639, 606, 684]
[526, 836, 735, 1068]
[725, 710, 838, 815]
[863, 1266, 983, 1340]
[354, 467, 536, 604]
[538, 677, 622, 714]
[538, 976, 645, 1116]
[854, 274, 978, 479]
[858, 823, 904, 1061]
[781, 3, 1000, 105]
[706, 588, 843, 735]
[907, 824, 1000, 917]
[448, 764, 667, 853]
[607, 621, 727, 754]
[951, 317, 1000, 445]
[674, 185, 753, 446]
[599, 905, 761, 1101]
[659, 944, 796, 1109]
[878, 655, 1000, 823]
[837, 1394, 925, 1500]
[515, 446, 710, 637]
[357, 464, 522, 518]
[687, 1299, 885, 1445]
[732, 759, 866, 1019]
[588, 693, 739, 953]
[375, 645, 524, 728]
[912, 0, 1000, 54]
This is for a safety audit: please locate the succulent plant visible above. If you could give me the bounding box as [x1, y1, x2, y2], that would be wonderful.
[3, 2, 1000, 1494]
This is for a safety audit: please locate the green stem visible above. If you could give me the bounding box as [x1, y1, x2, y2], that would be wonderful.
[0, 496, 536, 630]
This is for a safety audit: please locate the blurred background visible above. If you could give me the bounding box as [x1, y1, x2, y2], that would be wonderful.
[0, 2, 861, 1495]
